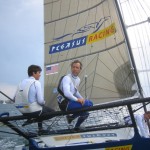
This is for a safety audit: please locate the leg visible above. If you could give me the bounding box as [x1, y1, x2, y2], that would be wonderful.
[38, 106, 55, 129]
[67, 99, 93, 110]
[66, 101, 82, 123]
[74, 112, 89, 129]
[74, 99, 93, 129]
[22, 111, 41, 127]
[82, 99, 93, 108]
[67, 99, 93, 127]
[41, 106, 55, 114]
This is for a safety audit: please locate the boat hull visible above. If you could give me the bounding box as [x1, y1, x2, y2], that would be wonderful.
[29, 133, 150, 150]
[29, 132, 150, 150]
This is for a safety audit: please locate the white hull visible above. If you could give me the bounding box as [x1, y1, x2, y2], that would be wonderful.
[33, 128, 133, 148]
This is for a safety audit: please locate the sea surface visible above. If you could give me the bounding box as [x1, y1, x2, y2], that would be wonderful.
[0, 103, 28, 150]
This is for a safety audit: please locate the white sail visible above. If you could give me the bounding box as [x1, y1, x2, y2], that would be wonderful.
[44, 0, 136, 109]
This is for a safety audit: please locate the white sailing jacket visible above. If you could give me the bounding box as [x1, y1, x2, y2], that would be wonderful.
[57, 74, 83, 103]
[134, 114, 150, 138]
[124, 114, 150, 138]
[15, 78, 42, 114]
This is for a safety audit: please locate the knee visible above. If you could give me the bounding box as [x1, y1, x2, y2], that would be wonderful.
[84, 99, 93, 107]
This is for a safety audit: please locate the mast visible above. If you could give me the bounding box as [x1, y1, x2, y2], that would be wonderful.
[114, 0, 143, 98]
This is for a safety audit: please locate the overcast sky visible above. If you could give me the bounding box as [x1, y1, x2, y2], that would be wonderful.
[0, 0, 44, 100]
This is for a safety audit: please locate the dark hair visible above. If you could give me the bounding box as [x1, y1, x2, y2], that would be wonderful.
[71, 60, 82, 69]
[28, 65, 42, 76]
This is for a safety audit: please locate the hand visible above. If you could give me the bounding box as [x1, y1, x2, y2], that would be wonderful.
[77, 98, 85, 105]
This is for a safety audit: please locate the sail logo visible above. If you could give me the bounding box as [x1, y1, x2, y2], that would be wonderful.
[53, 17, 110, 41]
[87, 23, 116, 44]
[49, 23, 116, 54]
[50, 36, 86, 54]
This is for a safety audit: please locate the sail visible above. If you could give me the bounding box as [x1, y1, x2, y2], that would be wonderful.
[44, 0, 136, 109]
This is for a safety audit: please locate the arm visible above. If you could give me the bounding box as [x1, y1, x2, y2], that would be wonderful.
[62, 76, 78, 101]
[75, 91, 83, 99]
[62, 76, 85, 104]
[34, 81, 45, 105]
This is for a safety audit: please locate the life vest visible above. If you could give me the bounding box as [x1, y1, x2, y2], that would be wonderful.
[56, 76, 68, 111]
[57, 74, 79, 111]
[15, 80, 42, 114]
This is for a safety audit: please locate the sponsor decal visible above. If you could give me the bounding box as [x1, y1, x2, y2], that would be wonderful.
[105, 145, 132, 150]
[16, 105, 29, 108]
[53, 17, 110, 40]
[81, 133, 117, 138]
[87, 23, 116, 44]
[49, 36, 86, 54]
[54, 135, 81, 141]
[54, 133, 116, 141]
[49, 23, 116, 54]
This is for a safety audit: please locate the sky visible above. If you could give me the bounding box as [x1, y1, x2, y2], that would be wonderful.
[0, 0, 44, 100]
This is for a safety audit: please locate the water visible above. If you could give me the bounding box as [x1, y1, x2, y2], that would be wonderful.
[0, 104, 28, 150]
[0, 134, 27, 150]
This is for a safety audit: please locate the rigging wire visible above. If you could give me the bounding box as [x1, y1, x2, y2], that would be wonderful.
[118, 0, 143, 96]
[143, 0, 150, 13]
[138, 0, 150, 18]
[116, 1, 136, 96]
[127, 0, 150, 97]
[134, 1, 150, 96]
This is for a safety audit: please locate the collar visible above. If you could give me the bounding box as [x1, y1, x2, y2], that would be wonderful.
[29, 76, 36, 80]
[71, 73, 78, 79]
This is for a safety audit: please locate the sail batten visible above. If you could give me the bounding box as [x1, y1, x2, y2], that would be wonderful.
[44, 0, 106, 25]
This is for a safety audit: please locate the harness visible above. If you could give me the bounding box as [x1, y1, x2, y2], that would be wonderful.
[15, 80, 42, 113]
[57, 76, 69, 111]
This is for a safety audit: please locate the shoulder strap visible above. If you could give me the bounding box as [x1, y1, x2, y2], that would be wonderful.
[57, 75, 69, 101]
[15, 79, 36, 104]
[22, 80, 36, 100]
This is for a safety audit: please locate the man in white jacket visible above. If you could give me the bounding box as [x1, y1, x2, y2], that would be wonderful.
[15, 65, 54, 134]
[124, 111, 150, 138]
[57, 60, 93, 131]
[134, 111, 150, 138]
